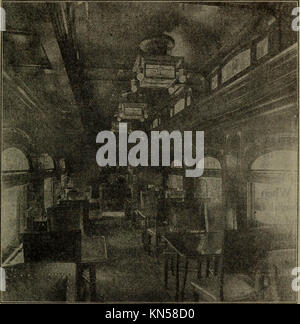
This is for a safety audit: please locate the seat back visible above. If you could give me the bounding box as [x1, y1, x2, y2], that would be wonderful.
[47, 206, 79, 232]
[48, 201, 89, 232]
[22, 230, 81, 263]
[59, 200, 91, 233]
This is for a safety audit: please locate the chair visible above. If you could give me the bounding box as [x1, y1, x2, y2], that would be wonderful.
[190, 231, 258, 302]
[139, 195, 169, 256]
[47, 205, 81, 233]
[78, 234, 108, 302]
[142, 218, 168, 257]
[49, 200, 90, 234]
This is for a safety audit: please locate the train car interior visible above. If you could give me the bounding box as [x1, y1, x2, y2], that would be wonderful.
[1, 2, 298, 302]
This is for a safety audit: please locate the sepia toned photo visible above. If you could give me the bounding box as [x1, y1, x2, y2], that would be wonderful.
[0, 1, 299, 305]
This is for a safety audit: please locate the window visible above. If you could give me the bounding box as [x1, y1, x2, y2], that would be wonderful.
[186, 88, 192, 107]
[248, 150, 297, 227]
[251, 181, 296, 226]
[152, 118, 161, 129]
[2, 148, 29, 174]
[222, 49, 251, 83]
[1, 148, 29, 259]
[251, 150, 296, 171]
[211, 74, 218, 90]
[170, 107, 174, 118]
[248, 150, 297, 300]
[174, 98, 185, 115]
[2, 185, 27, 259]
[256, 37, 269, 60]
[202, 156, 222, 170]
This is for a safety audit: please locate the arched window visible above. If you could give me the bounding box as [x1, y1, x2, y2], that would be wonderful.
[248, 150, 297, 228]
[251, 150, 297, 171]
[195, 156, 222, 177]
[2, 147, 30, 174]
[203, 156, 221, 170]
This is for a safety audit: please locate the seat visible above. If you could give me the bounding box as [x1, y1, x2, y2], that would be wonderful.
[191, 231, 258, 302]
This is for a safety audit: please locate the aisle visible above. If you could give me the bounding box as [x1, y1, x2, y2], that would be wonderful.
[92, 220, 170, 302]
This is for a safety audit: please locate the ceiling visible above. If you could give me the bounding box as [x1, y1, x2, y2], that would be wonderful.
[3, 1, 285, 164]
[76, 3, 260, 69]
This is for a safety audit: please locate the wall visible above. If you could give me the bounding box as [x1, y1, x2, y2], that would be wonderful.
[1, 185, 26, 260]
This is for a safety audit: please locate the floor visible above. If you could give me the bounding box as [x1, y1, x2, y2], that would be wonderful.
[85, 217, 201, 302]
[88, 218, 172, 302]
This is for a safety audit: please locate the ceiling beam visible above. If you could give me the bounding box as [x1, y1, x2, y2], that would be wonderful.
[41, 21, 79, 108]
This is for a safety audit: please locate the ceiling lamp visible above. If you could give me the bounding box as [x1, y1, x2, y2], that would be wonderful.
[139, 35, 175, 56]
[133, 55, 186, 91]
[114, 102, 148, 123]
[132, 34, 186, 92]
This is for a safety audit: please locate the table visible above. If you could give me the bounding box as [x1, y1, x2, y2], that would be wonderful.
[22, 230, 108, 301]
[161, 231, 223, 301]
